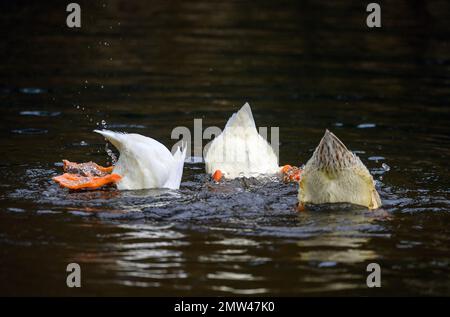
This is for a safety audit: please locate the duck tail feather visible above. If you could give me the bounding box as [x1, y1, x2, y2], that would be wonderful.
[94, 129, 126, 149]
[225, 102, 257, 130]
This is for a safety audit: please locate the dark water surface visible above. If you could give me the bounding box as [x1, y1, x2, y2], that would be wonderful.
[0, 0, 449, 296]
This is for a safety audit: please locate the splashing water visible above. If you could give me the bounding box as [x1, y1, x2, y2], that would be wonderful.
[105, 142, 117, 165]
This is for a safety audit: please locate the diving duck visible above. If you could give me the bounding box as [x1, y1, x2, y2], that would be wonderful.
[298, 130, 382, 209]
[53, 130, 186, 190]
[204, 102, 300, 182]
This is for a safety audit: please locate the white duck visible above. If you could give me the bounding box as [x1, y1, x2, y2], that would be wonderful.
[298, 130, 382, 209]
[204, 103, 283, 180]
[94, 130, 186, 190]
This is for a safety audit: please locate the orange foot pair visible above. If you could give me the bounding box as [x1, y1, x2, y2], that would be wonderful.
[53, 160, 121, 190]
[210, 165, 302, 183]
[281, 165, 302, 183]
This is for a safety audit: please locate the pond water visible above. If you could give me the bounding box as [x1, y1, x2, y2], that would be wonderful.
[0, 0, 449, 296]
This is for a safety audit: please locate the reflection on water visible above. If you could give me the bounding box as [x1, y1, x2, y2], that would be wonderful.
[1, 0, 450, 296]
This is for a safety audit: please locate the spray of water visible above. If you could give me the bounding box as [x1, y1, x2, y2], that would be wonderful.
[105, 142, 118, 165]
[98, 119, 117, 165]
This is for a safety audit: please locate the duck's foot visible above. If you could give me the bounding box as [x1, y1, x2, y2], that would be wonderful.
[212, 170, 223, 182]
[62, 160, 113, 176]
[281, 165, 302, 183]
[297, 202, 306, 212]
[53, 160, 121, 190]
[53, 173, 122, 190]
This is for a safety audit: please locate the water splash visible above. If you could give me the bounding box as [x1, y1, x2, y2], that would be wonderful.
[105, 142, 117, 165]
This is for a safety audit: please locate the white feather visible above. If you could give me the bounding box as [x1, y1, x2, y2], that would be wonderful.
[94, 130, 186, 190]
[204, 103, 279, 178]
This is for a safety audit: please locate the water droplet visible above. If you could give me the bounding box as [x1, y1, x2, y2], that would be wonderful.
[105, 143, 117, 165]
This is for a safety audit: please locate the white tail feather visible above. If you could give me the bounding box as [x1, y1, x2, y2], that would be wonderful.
[225, 102, 256, 130]
[94, 129, 126, 150]
[165, 142, 187, 189]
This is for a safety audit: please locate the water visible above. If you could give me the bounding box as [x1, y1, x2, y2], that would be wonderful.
[0, 0, 449, 296]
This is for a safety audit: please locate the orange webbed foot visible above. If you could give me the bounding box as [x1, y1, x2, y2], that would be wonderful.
[62, 160, 114, 176]
[281, 165, 302, 183]
[53, 159, 121, 190]
[297, 202, 305, 212]
[53, 173, 122, 190]
[212, 170, 223, 182]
